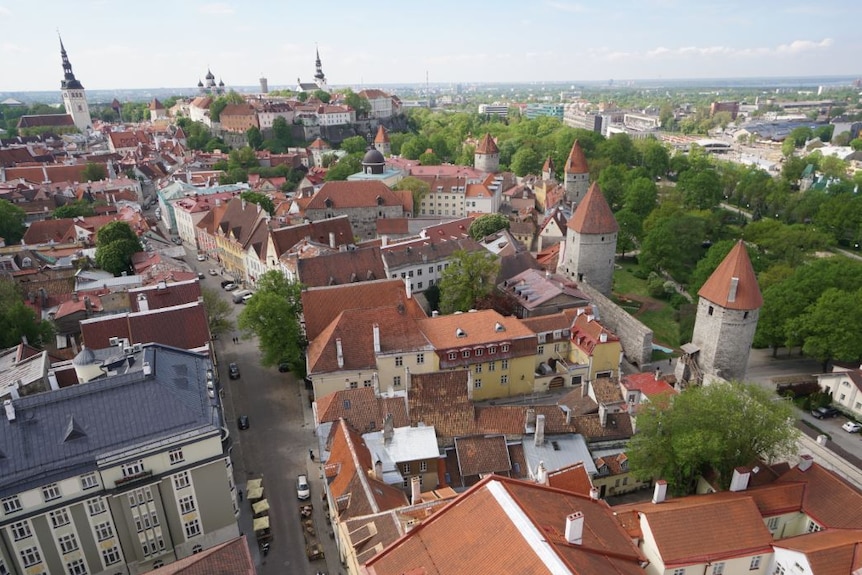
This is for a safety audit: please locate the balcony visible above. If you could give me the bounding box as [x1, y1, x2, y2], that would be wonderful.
[115, 469, 153, 486]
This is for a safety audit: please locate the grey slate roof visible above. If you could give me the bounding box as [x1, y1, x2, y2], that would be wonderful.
[0, 345, 220, 497]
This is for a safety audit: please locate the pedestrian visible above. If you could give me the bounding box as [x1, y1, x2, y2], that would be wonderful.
[309, 449, 315, 461]
[238, 489, 243, 502]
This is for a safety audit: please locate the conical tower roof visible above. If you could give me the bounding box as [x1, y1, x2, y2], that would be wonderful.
[698, 240, 762, 310]
[565, 140, 588, 174]
[567, 182, 618, 234]
[542, 155, 555, 175]
[475, 133, 499, 154]
[374, 125, 390, 144]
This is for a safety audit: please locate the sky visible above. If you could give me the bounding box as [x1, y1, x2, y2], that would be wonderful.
[1, 0, 860, 92]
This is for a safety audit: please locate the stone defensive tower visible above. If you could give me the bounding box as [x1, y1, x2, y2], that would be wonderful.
[559, 182, 618, 296]
[374, 125, 391, 156]
[564, 140, 590, 207]
[474, 133, 500, 173]
[686, 240, 763, 383]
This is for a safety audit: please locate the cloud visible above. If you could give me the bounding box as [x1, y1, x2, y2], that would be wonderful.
[199, 3, 234, 15]
[546, 1, 588, 13]
[776, 38, 833, 54]
[0, 6, 10, 16]
[608, 38, 834, 62]
[1, 42, 24, 54]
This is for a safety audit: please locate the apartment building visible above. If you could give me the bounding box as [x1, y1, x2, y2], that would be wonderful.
[0, 344, 238, 575]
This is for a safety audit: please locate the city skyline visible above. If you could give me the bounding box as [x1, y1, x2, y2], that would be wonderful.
[0, 0, 860, 92]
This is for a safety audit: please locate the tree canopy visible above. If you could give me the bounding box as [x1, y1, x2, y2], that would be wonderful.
[82, 163, 107, 182]
[53, 200, 95, 219]
[201, 287, 234, 337]
[468, 213, 510, 240]
[94, 221, 142, 276]
[325, 154, 362, 181]
[0, 200, 27, 244]
[438, 250, 500, 313]
[0, 279, 54, 348]
[628, 381, 799, 495]
[238, 271, 305, 374]
[240, 191, 274, 216]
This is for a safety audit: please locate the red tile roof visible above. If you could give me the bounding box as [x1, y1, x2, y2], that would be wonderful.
[80, 302, 211, 350]
[307, 181, 405, 210]
[374, 125, 390, 144]
[475, 133, 499, 155]
[565, 140, 589, 174]
[316, 387, 409, 433]
[416, 309, 535, 350]
[622, 372, 677, 398]
[547, 462, 594, 496]
[773, 529, 862, 575]
[454, 435, 511, 477]
[128, 279, 202, 311]
[152, 536, 254, 575]
[697, 240, 762, 310]
[22, 218, 76, 245]
[567, 182, 618, 234]
[297, 246, 386, 288]
[776, 462, 862, 528]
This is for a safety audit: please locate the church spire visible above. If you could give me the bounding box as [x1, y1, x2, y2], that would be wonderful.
[314, 45, 326, 83]
[58, 32, 83, 90]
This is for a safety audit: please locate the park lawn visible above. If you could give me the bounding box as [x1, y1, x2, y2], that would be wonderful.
[613, 260, 647, 294]
[613, 260, 682, 349]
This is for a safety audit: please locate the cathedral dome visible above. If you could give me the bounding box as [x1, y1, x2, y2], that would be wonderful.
[362, 148, 385, 165]
[205, 69, 215, 80]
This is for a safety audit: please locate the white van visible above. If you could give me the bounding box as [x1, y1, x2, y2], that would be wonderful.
[232, 289, 253, 304]
[241, 293, 254, 304]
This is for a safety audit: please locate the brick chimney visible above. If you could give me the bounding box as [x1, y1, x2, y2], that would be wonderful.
[372, 323, 381, 354]
[797, 454, 814, 472]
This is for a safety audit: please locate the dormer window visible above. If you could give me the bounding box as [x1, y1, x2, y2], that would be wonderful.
[462, 350, 470, 358]
[324, 198, 333, 208]
[377, 196, 385, 206]
[489, 346, 497, 354]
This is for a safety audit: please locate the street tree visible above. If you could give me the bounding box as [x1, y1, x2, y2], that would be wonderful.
[468, 213, 510, 240]
[628, 381, 798, 495]
[0, 279, 54, 348]
[791, 287, 862, 370]
[238, 271, 305, 374]
[81, 162, 107, 182]
[201, 287, 234, 337]
[0, 201, 27, 244]
[438, 250, 500, 314]
[95, 221, 142, 276]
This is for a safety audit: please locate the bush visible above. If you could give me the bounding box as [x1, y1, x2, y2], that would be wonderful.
[647, 273, 666, 298]
[668, 293, 689, 309]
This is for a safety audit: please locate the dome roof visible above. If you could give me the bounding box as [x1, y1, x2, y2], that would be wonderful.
[219, 79, 225, 86]
[205, 69, 215, 80]
[362, 148, 385, 165]
[197, 80, 204, 87]
[73, 346, 97, 366]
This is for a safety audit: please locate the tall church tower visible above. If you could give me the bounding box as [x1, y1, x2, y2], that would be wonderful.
[564, 140, 590, 207]
[559, 182, 618, 296]
[314, 47, 327, 89]
[474, 133, 500, 173]
[58, 35, 92, 133]
[687, 240, 762, 383]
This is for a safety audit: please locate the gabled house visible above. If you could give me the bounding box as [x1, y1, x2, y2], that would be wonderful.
[816, 364, 862, 419]
[381, 236, 484, 294]
[498, 268, 589, 319]
[214, 197, 269, 284]
[305, 181, 408, 239]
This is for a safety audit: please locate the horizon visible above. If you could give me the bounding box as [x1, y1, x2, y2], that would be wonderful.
[1, 1, 860, 93]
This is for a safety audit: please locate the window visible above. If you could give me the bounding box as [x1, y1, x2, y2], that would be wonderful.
[58, 533, 79, 554]
[20, 547, 41, 568]
[773, 565, 785, 575]
[474, 379, 482, 389]
[807, 520, 822, 533]
[95, 521, 114, 542]
[420, 461, 428, 472]
[840, 393, 846, 401]
[708, 306, 714, 316]
[395, 356, 403, 367]
[489, 345, 497, 354]
[767, 516, 779, 530]
[501, 375, 508, 385]
[461, 350, 470, 358]
[393, 376, 402, 387]
[408, 271, 413, 278]
[192, 544, 203, 554]
[417, 269, 422, 276]
[488, 361, 495, 371]
[672, 570, 686, 575]
[169, 448, 184, 465]
[537, 345, 544, 355]
[416, 353, 424, 364]
[122, 460, 145, 477]
[712, 562, 725, 575]
[501, 344, 509, 352]
[572, 375, 582, 385]
[448, 352, 457, 360]
[179, 495, 196, 514]
[475, 364, 482, 373]
[750, 556, 762, 570]
[102, 546, 121, 565]
[349, 381, 358, 389]
[475, 348, 483, 356]
[184, 519, 202, 538]
[623, 477, 629, 485]
[11, 521, 31, 540]
[50, 508, 71, 528]
[87, 498, 106, 516]
[428, 267, 433, 274]
[402, 463, 411, 474]
[2, 495, 22, 514]
[80, 473, 98, 490]
[501, 359, 509, 370]
[67, 558, 87, 575]
[363, 380, 372, 388]
[173, 471, 190, 490]
[134, 511, 159, 532]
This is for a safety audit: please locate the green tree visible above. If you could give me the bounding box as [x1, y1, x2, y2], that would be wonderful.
[814, 125, 834, 143]
[0, 279, 55, 347]
[0, 201, 27, 244]
[628, 381, 798, 495]
[342, 89, 371, 118]
[341, 135, 369, 154]
[312, 90, 331, 104]
[53, 200, 94, 219]
[240, 191, 274, 215]
[819, 156, 847, 179]
[81, 163, 107, 182]
[678, 169, 722, 210]
[201, 287, 234, 337]
[623, 177, 658, 218]
[296, 92, 309, 103]
[400, 135, 430, 160]
[238, 271, 305, 374]
[394, 177, 430, 213]
[793, 288, 862, 370]
[468, 214, 510, 240]
[597, 164, 628, 212]
[95, 221, 142, 276]
[850, 138, 862, 152]
[639, 212, 706, 283]
[325, 154, 362, 181]
[615, 209, 642, 257]
[246, 126, 263, 150]
[639, 139, 670, 179]
[439, 250, 500, 314]
[509, 147, 541, 177]
[418, 150, 442, 166]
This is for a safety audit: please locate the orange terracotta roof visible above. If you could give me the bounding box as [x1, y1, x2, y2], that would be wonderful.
[697, 240, 763, 310]
[153, 535, 254, 574]
[307, 180, 405, 210]
[547, 462, 594, 496]
[454, 435, 511, 477]
[374, 125, 390, 144]
[565, 140, 589, 174]
[416, 309, 535, 350]
[475, 132, 499, 155]
[567, 182, 618, 234]
[773, 529, 862, 575]
[776, 462, 862, 528]
[316, 387, 409, 433]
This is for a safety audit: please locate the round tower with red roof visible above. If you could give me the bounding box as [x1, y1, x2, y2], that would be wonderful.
[474, 133, 500, 173]
[559, 182, 618, 296]
[564, 140, 590, 207]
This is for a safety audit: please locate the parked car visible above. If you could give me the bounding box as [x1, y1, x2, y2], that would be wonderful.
[296, 474, 310, 500]
[209, 268, 219, 276]
[197, 272, 205, 280]
[237, 415, 250, 430]
[220, 279, 233, 288]
[842, 421, 862, 433]
[811, 406, 840, 419]
[223, 283, 238, 291]
[197, 253, 206, 262]
[229, 362, 240, 379]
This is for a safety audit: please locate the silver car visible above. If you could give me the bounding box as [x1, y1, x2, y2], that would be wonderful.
[296, 474, 310, 500]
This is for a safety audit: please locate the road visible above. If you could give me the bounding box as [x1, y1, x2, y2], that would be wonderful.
[189, 253, 339, 575]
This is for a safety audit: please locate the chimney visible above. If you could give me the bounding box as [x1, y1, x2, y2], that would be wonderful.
[374, 459, 383, 481]
[47, 371, 59, 390]
[534, 414, 545, 446]
[137, 293, 149, 312]
[577, 307, 585, 316]
[581, 379, 588, 398]
[372, 323, 381, 353]
[797, 454, 814, 472]
[599, 332, 607, 343]
[410, 476, 421, 505]
[728, 277, 739, 303]
[565, 408, 572, 425]
[329, 231, 336, 248]
[432, 310, 439, 317]
[467, 370, 474, 400]
[404, 366, 411, 389]
[72, 292, 79, 302]
[729, 467, 751, 492]
[589, 487, 600, 500]
[84, 296, 92, 315]
[525, 408, 537, 431]
[383, 412, 394, 443]
[652, 479, 668, 504]
[564, 512, 584, 545]
[404, 277, 412, 299]
[4, 399, 16, 422]
[535, 461, 548, 485]
[599, 403, 607, 428]
[336, 338, 344, 368]
[142, 361, 152, 375]
[655, 366, 662, 381]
